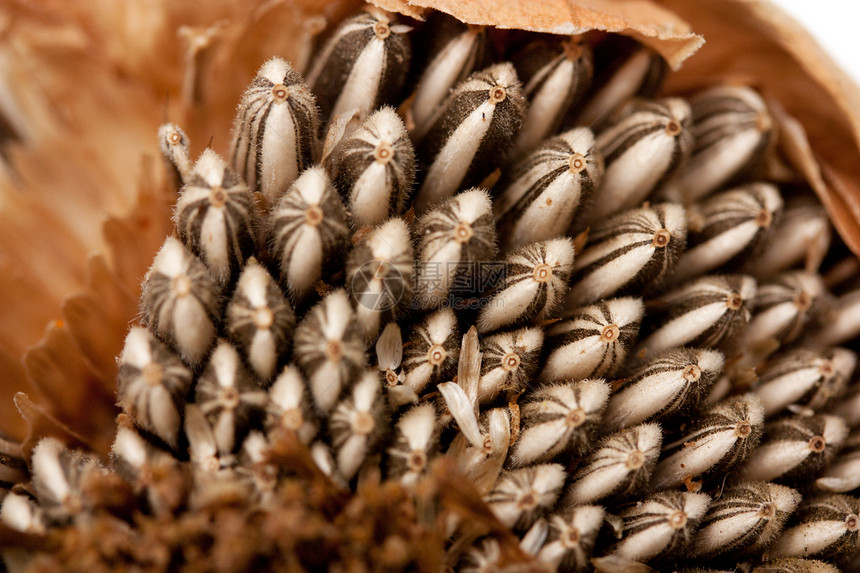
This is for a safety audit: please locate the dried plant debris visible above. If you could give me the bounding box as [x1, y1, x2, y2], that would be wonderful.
[6, 4, 860, 572]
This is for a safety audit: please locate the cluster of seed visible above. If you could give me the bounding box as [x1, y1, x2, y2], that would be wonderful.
[4, 5, 860, 572]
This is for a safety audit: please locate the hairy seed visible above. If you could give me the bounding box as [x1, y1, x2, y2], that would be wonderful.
[413, 62, 525, 213]
[175, 149, 260, 283]
[140, 237, 222, 366]
[566, 422, 662, 505]
[494, 127, 602, 251]
[333, 107, 415, 226]
[269, 167, 350, 304]
[652, 393, 764, 489]
[117, 327, 193, 448]
[678, 85, 773, 202]
[229, 57, 319, 206]
[566, 202, 687, 307]
[578, 97, 692, 226]
[306, 7, 411, 123]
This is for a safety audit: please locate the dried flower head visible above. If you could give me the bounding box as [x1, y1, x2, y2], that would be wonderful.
[4, 3, 860, 572]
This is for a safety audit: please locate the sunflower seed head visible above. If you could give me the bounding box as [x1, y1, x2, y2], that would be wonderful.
[743, 195, 832, 278]
[694, 481, 801, 558]
[329, 370, 387, 480]
[743, 271, 827, 349]
[544, 296, 644, 382]
[640, 274, 757, 357]
[385, 403, 439, 485]
[194, 340, 269, 457]
[157, 122, 192, 188]
[401, 307, 460, 396]
[537, 504, 604, 570]
[265, 364, 318, 445]
[485, 463, 566, 530]
[816, 430, 860, 492]
[576, 44, 667, 127]
[414, 188, 498, 310]
[30, 438, 100, 525]
[808, 288, 860, 348]
[753, 348, 855, 417]
[409, 15, 488, 133]
[458, 537, 503, 573]
[347, 217, 414, 339]
[477, 326, 544, 404]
